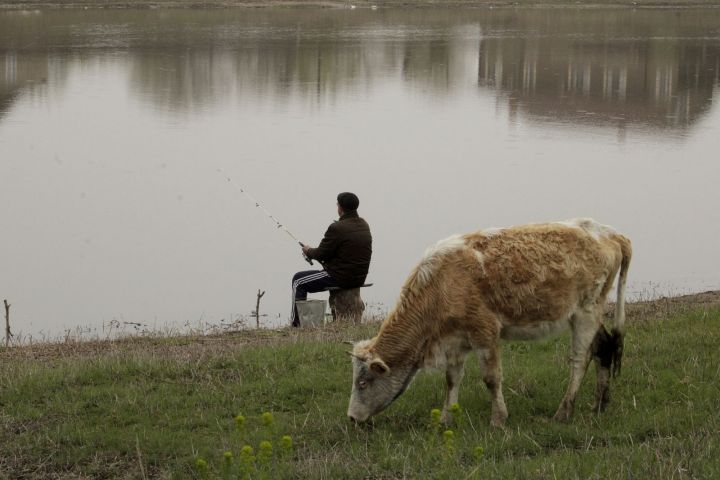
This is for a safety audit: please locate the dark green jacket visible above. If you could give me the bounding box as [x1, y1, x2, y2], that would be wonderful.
[307, 211, 372, 288]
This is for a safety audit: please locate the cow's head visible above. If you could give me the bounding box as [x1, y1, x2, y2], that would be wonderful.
[347, 340, 416, 423]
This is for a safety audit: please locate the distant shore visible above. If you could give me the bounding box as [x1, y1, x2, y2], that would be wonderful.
[2, 0, 720, 9]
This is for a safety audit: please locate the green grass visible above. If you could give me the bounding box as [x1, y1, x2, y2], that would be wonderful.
[1, 307, 719, 479]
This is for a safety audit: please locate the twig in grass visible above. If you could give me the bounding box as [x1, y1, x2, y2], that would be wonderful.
[32, 453, 54, 474]
[135, 435, 147, 480]
[4, 299, 11, 347]
[585, 435, 594, 451]
[314, 400, 327, 429]
[464, 466, 480, 479]
[138, 370, 187, 386]
[522, 431, 541, 450]
[464, 409, 478, 436]
[255, 289, 266, 329]
[302, 409, 312, 429]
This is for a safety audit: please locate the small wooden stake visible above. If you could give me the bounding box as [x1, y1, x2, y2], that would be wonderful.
[255, 290, 265, 329]
[4, 299, 10, 348]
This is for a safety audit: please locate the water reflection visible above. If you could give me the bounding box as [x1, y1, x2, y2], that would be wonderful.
[2, 9, 720, 129]
[2, 8, 720, 336]
[475, 9, 720, 133]
[478, 35, 720, 132]
[1, 53, 46, 119]
[128, 36, 480, 111]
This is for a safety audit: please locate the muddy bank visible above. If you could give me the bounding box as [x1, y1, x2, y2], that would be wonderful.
[2, 290, 719, 362]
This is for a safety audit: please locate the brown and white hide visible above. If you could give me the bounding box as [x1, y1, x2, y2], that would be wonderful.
[347, 218, 631, 425]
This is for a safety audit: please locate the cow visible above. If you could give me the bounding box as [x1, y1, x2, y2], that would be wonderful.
[347, 218, 631, 426]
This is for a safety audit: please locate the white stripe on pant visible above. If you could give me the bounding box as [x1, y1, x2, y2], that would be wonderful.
[291, 271, 330, 325]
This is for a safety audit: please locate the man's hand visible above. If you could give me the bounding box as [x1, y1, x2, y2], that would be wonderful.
[301, 243, 312, 255]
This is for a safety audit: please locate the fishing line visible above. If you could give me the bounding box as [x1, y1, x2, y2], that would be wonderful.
[216, 168, 313, 265]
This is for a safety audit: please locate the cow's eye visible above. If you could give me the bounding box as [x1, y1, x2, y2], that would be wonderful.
[358, 380, 368, 389]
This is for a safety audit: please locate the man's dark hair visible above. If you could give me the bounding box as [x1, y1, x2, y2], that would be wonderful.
[337, 192, 359, 211]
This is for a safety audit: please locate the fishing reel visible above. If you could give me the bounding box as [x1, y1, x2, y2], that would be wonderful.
[303, 252, 314, 266]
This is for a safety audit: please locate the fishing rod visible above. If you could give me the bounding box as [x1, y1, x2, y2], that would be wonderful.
[217, 168, 313, 266]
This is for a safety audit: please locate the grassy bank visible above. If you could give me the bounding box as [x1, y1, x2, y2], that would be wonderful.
[1, 293, 719, 479]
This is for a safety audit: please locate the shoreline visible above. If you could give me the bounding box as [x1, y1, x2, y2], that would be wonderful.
[2, 289, 719, 360]
[2, 0, 720, 9]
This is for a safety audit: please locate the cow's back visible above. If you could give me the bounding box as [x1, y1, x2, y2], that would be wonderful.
[465, 220, 626, 338]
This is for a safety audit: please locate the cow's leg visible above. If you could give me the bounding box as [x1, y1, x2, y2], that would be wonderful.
[440, 360, 466, 425]
[477, 345, 508, 427]
[591, 326, 618, 413]
[553, 309, 601, 422]
[593, 356, 611, 413]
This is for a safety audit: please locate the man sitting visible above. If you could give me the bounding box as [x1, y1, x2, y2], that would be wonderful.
[291, 192, 372, 327]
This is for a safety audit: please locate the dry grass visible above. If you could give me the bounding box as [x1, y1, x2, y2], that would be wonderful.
[3, 290, 717, 363]
[2, 0, 720, 9]
[0, 318, 379, 363]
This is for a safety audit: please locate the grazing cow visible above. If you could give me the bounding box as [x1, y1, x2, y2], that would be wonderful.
[347, 219, 631, 426]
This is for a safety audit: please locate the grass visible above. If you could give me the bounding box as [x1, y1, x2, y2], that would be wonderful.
[1, 296, 719, 479]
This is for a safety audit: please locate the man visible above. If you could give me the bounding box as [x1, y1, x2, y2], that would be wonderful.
[291, 192, 372, 327]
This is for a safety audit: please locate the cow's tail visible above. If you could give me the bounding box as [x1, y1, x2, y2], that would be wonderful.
[611, 235, 632, 378]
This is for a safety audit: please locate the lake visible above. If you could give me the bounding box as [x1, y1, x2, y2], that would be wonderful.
[1, 7, 719, 339]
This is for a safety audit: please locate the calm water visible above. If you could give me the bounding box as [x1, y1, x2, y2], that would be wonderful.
[1, 8, 719, 338]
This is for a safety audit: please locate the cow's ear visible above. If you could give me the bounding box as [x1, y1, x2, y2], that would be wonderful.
[369, 358, 390, 375]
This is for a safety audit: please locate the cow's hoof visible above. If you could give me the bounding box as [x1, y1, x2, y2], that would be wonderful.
[440, 413, 452, 426]
[593, 389, 610, 414]
[489, 418, 506, 428]
[490, 411, 508, 428]
[552, 410, 572, 423]
[592, 398, 610, 414]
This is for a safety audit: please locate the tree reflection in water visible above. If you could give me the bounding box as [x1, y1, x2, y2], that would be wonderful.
[1, 8, 719, 133]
